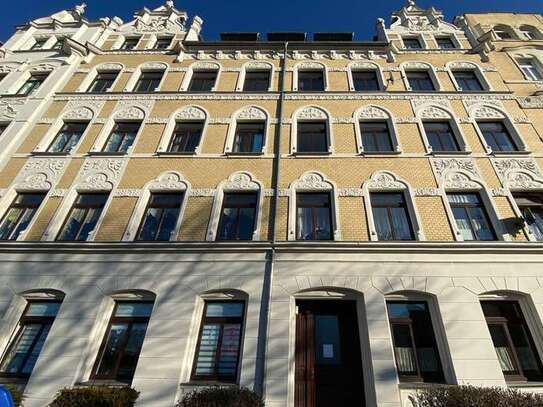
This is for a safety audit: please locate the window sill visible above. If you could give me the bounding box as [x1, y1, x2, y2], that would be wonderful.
[31, 151, 71, 156]
[76, 380, 129, 387]
[225, 152, 264, 157]
[156, 151, 197, 156]
[0, 375, 29, 385]
[361, 151, 401, 156]
[292, 151, 332, 156]
[398, 382, 449, 389]
[180, 381, 237, 387]
[508, 381, 543, 388]
[430, 150, 471, 156]
[88, 151, 128, 156]
[491, 150, 531, 156]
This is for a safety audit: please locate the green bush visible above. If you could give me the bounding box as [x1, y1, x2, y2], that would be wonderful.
[49, 386, 139, 407]
[177, 386, 264, 407]
[410, 385, 543, 407]
[4, 385, 24, 406]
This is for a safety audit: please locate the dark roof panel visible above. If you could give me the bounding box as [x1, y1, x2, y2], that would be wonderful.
[267, 32, 307, 42]
[220, 32, 260, 41]
[313, 32, 354, 41]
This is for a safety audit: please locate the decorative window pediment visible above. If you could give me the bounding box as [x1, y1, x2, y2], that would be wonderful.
[114, 106, 146, 121]
[223, 172, 260, 191]
[148, 171, 189, 191]
[493, 158, 543, 190]
[364, 171, 407, 191]
[291, 171, 333, 191]
[175, 106, 207, 121]
[468, 104, 505, 119]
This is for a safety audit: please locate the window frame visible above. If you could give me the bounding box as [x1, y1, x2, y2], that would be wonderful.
[405, 70, 436, 92]
[190, 300, 246, 383]
[167, 121, 205, 154]
[516, 58, 543, 81]
[231, 121, 266, 154]
[0, 299, 62, 378]
[216, 192, 258, 241]
[402, 36, 424, 50]
[102, 121, 142, 154]
[242, 70, 271, 92]
[90, 300, 154, 382]
[421, 120, 462, 153]
[0, 192, 47, 241]
[293, 63, 328, 92]
[481, 297, 543, 383]
[369, 192, 415, 241]
[446, 192, 497, 241]
[16, 72, 49, 96]
[359, 120, 395, 153]
[56, 192, 109, 242]
[476, 120, 519, 153]
[135, 192, 185, 242]
[87, 71, 120, 93]
[46, 121, 89, 154]
[295, 192, 334, 241]
[435, 36, 458, 49]
[510, 192, 543, 242]
[120, 37, 140, 50]
[153, 36, 173, 50]
[133, 70, 164, 93]
[187, 70, 219, 92]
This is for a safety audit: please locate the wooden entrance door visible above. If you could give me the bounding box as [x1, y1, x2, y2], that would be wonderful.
[295, 300, 365, 407]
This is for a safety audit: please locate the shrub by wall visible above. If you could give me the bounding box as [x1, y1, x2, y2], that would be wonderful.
[410, 385, 543, 407]
[177, 386, 264, 407]
[49, 386, 139, 407]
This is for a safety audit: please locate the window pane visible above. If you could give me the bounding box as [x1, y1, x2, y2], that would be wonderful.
[360, 121, 392, 152]
[169, 122, 203, 153]
[296, 193, 332, 240]
[371, 193, 414, 240]
[315, 315, 341, 365]
[407, 71, 435, 91]
[297, 122, 327, 153]
[21, 325, 51, 374]
[453, 71, 483, 91]
[423, 121, 459, 152]
[478, 121, 517, 152]
[353, 71, 380, 91]
[436, 37, 455, 49]
[233, 123, 265, 153]
[26, 302, 61, 317]
[243, 71, 270, 91]
[404, 38, 422, 49]
[89, 72, 117, 92]
[96, 323, 129, 376]
[57, 194, 108, 241]
[188, 71, 217, 92]
[137, 193, 183, 241]
[448, 193, 495, 241]
[115, 302, 154, 318]
[298, 71, 324, 91]
[194, 324, 220, 376]
[514, 194, 543, 241]
[0, 193, 45, 241]
[117, 322, 148, 380]
[217, 193, 257, 241]
[217, 324, 242, 376]
[48, 122, 87, 153]
[392, 324, 417, 374]
[104, 122, 140, 153]
[206, 302, 244, 318]
[0, 324, 43, 374]
[134, 71, 163, 92]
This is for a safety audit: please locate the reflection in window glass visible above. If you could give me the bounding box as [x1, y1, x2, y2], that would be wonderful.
[217, 193, 257, 241]
[0, 193, 46, 241]
[477, 121, 517, 152]
[296, 193, 332, 241]
[233, 123, 265, 153]
[360, 121, 393, 152]
[103, 122, 141, 153]
[514, 194, 543, 241]
[57, 193, 108, 241]
[137, 193, 184, 241]
[447, 193, 495, 241]
[48, 122, 88, 153]
[371, 193, 414, 241]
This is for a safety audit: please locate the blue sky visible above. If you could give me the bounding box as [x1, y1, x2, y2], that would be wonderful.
[2, 0, 542, 42]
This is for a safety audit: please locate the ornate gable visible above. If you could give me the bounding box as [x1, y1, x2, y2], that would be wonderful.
[116, 1, 188, 35]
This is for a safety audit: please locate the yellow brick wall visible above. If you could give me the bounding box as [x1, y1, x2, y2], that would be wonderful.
[25, 197, 60, 241]
[94, 197, 137, 241]
[178, 196, 213, 240]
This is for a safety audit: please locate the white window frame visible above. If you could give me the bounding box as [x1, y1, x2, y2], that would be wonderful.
[401, 35, 427, 50]
[290, 105, 334, 155]
[519, 26, 542, 40]
[236, 61, 274, 92]
[447, 61, 491, 91]
[385, 291, 456, 385]
[224, 106, 269, 155]
[415, 104, 470, 154]
[148, 34, 174, 50]
[468, 104, 528, 154]
[362, 170, 424, 241]
[115, 35, 142, 50]
[515, 57, 543, 81]
[90, 105, 148, 154]
[124, 62, 169, 92]
[353, 105, 400, 154]
[180, 62, 221, 92]
[292, 61, 328, 92]
[433, 34, 462, 50]
[34, 106, 97, 154]
[400, 61, 441, 91]
[77, 63, 124, 93]
[206, 172, 264, 241]
[122, 171, 191, 241]
[157, 105, 208, 155]
[347, 62, 385, 92]
[493, 26, 517, 40]
[287, 171, 341, 241]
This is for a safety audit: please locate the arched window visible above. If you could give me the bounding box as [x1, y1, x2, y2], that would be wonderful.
[123, 171, 190, 241]
[0, 290, 64, 378]
[348, 62, 385, 92]
[288, 171, 340, 241]
[78, 63, 123, 93]
[354, 105, 400, 154]
[180, 62, 221, 92]
[493, 25, 516, 40]
[385, 291, 450, 384]
[479, 291, 543, 382]
[447, 61, 490, 91]
[362, 171, 423, 241]
[91, 290, 155, 383]
[236, 61, 273, 92]
[468, 104, 527, 154]
[519, 25, 542, 40]
[293, 62, 327, 91]
[401, 62, 440, 92]
[415, 104, 469, 153]
[225, 106, 269, 154]
[124, 62, 168, 92]
[206, 172, 263, 241]
[157, 106, 208, 154]
[515, 57, 543, 81]
[291, 106, 333, 155]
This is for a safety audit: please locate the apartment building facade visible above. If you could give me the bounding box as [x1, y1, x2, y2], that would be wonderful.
[0, 1, 542, 406]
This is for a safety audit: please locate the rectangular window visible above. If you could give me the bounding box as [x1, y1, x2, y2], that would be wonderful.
[482, 301, 543, 382]
[217, 193, 257, 241]
[403, 38, 422, 49]
[232, 122, 265, 153]
[92, 301, 153, 383]
[297, 122, 328, 153]
[0, 193, 46, 241]
[386, 301, 445, 383]
[192, 301, 244, 382]
[30, 38, 48, 50]
[436, 37, 456, 49]
[88, 72, 118, 93]
[0, 301, 61, 377]
[51, 38, 64, 50]
[477, 121, 517, 152]
[168, 122, 203, 153]
[103, 122, 141, 153]
[360, 121, 393, 152]
[137, 193, 184, 241]
[296, 193, 333, 240]
[154, 37, 172, 49]
[453, 70, 484, 91]
[188, 71, 217, 92]
[121, 38, 139, 50]
[352, 71, 380, 91]
[17, 73, 48, 96]
[513, 194, 543, 241]
[371, 192, 414, 241]
[243, 71, 270, 91]
[57, 193, 108, 241]
[406, 71, 435, 91]
[47, 122, 88, 153]
[447, 193, 496, 241]
[298, 71, 324, 91]
[495, 30, 513, 40]
[518, 59, 543, 81]
[0, 123, 8, 136]
[134, 71, 163, 92]
[423, 121, 459, 152]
